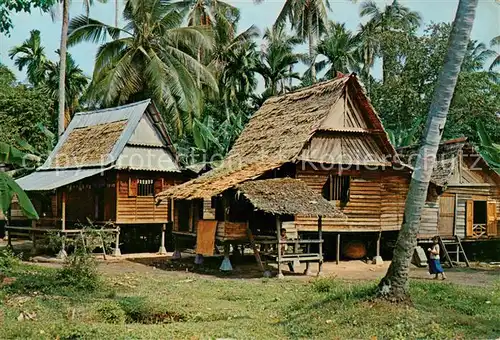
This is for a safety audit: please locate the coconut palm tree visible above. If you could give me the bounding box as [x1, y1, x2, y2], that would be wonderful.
[67, 0, 217, 136]
[255, 26, 301, 95]
[360, 0, 421, 83]
[313, 22, 358, 80]
[274, 0, 330, 83]
[206, 9, 259, 109]
[489, 36, 500, 71]
[43, 52, 89, 125]
[461, 40, 496, 72]
[8, 30, 48, 86]
[378, 0, 478, 301]
[355, 21, 378, 91]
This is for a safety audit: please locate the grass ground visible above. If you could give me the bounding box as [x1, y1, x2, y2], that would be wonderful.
[1, 257, 499, 340]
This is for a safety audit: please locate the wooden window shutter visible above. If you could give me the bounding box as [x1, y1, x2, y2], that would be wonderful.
[154, 178, 164, 195]
[128, 177, 138, 197]
[487, 201, 497, 236]
[466, 200, 473, 236]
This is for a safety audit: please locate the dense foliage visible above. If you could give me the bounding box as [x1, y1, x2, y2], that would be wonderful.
[1, 0, 499, 166]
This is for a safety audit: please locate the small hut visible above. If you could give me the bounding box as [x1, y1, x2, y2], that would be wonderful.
[157, 73, 411, 270]
[398, 138, 500, 240]
[12, 100, 187, 254]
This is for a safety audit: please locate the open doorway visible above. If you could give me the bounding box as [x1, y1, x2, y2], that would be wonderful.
[473, 201, 487, 225]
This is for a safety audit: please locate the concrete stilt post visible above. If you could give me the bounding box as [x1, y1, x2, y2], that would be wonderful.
[113, 226, 122, 257]
[158, 224, 167, 255]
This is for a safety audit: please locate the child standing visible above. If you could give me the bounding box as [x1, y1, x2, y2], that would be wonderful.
[428, 236, 446, 280]
[280, 228, 294, 273]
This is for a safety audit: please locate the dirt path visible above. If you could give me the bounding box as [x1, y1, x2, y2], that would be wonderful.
[92, 257, 500, 287]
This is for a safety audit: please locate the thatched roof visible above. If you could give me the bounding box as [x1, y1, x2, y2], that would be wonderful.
[397, 138, 467, 187]
[51, 120, 127, 167]
[236, 178, 345, 217]
[157, 74, 397, 202]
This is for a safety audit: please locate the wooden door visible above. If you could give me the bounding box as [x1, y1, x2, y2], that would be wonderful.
[438, 195, 455, 236]
[487, 201, 498, 236]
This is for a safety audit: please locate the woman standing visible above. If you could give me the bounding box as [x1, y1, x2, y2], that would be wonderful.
[428, 236, 447, 280]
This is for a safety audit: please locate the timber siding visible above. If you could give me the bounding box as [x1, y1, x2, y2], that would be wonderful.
[116, 171, 172, 224]
[295, 164, 409, 232]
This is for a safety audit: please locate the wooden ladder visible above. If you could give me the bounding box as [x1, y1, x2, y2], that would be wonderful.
[438, 235, 470, 268]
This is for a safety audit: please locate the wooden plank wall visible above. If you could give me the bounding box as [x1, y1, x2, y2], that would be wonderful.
[116, 171, 175, 224]
[419, 202, 439, 237]
[295, 165, 409, 232]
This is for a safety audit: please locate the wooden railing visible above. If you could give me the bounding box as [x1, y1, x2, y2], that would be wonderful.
[472, 223, 487, 237]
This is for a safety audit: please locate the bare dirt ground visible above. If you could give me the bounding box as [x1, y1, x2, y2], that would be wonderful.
[96, 255, 500, 287]
[4, 239, 498, 287]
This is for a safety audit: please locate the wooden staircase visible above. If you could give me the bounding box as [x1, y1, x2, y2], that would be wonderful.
[437, 235, 470, 268]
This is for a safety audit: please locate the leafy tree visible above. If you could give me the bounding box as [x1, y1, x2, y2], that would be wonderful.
[0, 0, 56, 34]
[8, 29, 48, 86]
[68, 0, 217, 136]
[0, 78, 55, 155]
[274, 0, 330, 82]
[0, 64, 15, 86]
[378, 0, 478, 301]
[370, 23, 500, 144]
[254, 26, 300, 96]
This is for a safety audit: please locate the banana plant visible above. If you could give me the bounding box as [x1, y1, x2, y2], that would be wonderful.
[476, 121, 500, 173]
[387, 116, 424, 148]
[0, 142, 39, 219]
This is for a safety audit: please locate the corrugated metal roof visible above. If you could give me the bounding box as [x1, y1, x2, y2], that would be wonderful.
[115, 146, 180, 172]
[40, 100, 151, 170]
[16, 167, 112, 191]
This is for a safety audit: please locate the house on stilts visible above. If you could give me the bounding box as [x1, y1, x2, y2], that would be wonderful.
[398, 138, 499, 261]
[156, 73, 413, 276]
[11, 100, 187, 254]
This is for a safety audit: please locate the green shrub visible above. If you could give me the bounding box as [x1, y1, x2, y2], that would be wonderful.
[311, 278, 338, 293]
[95, 301, 126, 324]
[0, 248, 20, 273]
[57, 253, 100, 291]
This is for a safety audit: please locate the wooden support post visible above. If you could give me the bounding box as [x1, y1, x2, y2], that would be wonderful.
[376, 232, 381, 257]
[158, 224, 167, 255]
[31, 220, 37, 255]
[113, 226, 121, 256]
[336, 233, 340, 265]
[172, 235, 181, 259]
[57, 191, 67, 259]
[318, 216, 323, 276]
[276, 216, 283, 279]
[373, 231, 383, 265]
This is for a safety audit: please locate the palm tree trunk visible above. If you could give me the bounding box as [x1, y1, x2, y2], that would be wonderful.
[58, 0, 69, 137]
[378, 0, 478, 301]
[115, 0, 119, 27]
[308, 13, 316, 83]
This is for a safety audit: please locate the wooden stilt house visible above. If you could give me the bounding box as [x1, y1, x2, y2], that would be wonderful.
[156, 73, 411, 271]
[398, 138, 500, 240]
[12, 100, 186, 253]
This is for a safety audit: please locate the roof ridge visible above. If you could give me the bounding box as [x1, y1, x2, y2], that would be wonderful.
[74, 99, 152, 116]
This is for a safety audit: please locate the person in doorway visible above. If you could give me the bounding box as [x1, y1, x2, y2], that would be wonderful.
[280, 228, 294, 273]
[428, 236, 446, 280]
